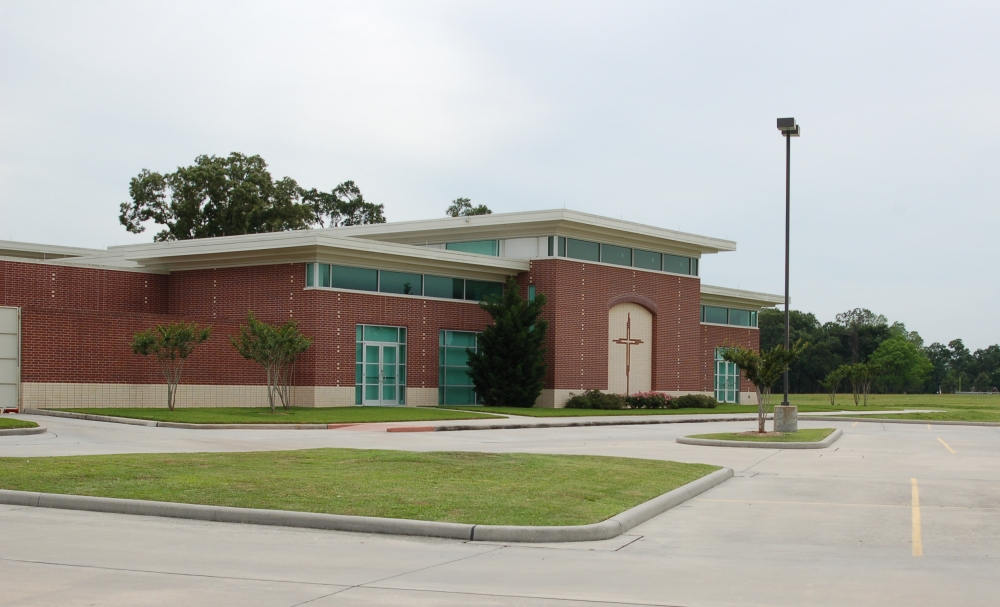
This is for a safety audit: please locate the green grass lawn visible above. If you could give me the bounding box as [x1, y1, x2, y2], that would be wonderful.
[440, 403, 878, 418]
[0, 418, 39, 430]
[689, 428, 836, 443]
[440, 404, 765, 417]
[444, 393, 1000, 422]
[783, 393, 1000, 422]
[53, 407, 501, 424]
[0, 448, 719, 526]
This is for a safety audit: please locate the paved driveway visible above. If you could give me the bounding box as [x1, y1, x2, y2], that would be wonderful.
[1, 416, 998, 606]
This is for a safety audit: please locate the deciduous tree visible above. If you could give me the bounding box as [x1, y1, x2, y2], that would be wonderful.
[231, 313, 312, 413]
[721, 342, 804, 432]
[446, 197, 492, 217]
[131, 322, 212, 410]
[120, 153, 384, 241]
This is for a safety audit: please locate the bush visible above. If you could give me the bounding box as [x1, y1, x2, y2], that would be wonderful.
[624, 391, 672, 409]
[564, 390, 627, 410]
[670, 394, 719, 409]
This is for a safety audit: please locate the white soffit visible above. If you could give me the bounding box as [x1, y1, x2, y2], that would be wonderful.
[113, 231, 528, 280]
[700, 284, 784, 309]
[332, 209, 737, 257]
[0, 240, 101, 260]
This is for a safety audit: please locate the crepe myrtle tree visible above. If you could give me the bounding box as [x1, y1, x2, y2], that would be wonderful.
[231, 313, 312, 413]
[721, 342, 804, 433]
[131, 322, 212, 410]
[466, 277, 548, 407]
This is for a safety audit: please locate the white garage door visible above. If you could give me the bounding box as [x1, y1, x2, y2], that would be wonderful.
[0, 307, 20, 411]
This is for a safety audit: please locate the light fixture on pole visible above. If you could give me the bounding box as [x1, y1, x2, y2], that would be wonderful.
[775, 117, 799, 431]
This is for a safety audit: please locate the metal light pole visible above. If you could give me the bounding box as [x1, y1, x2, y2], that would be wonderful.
[776, 118, 799, 408]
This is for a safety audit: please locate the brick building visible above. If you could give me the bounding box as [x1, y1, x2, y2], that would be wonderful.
[0, 209, 781, 410]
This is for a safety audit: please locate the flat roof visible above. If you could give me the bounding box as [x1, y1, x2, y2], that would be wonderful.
[0, 240, 101, 261]
[335, 209, 736, 257]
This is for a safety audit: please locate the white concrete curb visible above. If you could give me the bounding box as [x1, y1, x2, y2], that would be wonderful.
[0, 425, 46, 436]
[0, 467, 733, 543]
[677, 428, 843, 449]
[471, 467, 733, 542]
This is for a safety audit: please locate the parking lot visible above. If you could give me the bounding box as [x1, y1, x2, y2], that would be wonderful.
[2, 415, 998, 606]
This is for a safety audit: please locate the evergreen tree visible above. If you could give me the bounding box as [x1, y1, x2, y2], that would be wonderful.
[466, 277, 547, 407]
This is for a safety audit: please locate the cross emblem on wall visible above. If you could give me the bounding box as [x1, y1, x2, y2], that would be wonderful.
[612, 312, 644, 395]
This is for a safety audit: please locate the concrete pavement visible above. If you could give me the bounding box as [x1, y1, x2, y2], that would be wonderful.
[1, 416, 998, 606]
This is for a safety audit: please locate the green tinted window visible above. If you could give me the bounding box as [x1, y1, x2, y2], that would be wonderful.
[729, 309, 752, 327]
[558, 237, 566, 256]
[600, 244, 631, 266]
[547, 236, 554, 256]
[702, 306, 728, 324]
[379, 271, 422, 295]
[663, 254, 691, 275]
[319, 263, 332, 288]
[424, 275, 464, 299]
[446, 240, 499, 256]
[691, 258, 699, 276]
[364, 325, 398, 342]
[528, 285, 536, 301]
[465, 280, 503, 301]
[439, 330, 481, 405]
[444, 331, 477, 347]
[633, 249, 661, 271]
[444, 387, 476, 405]
[331, 265, 377, 291]
[305, 263, 315, 287]
[444, 347, 470, 366]
[750, 311, 758, 327]
[566, 238, 600, 262]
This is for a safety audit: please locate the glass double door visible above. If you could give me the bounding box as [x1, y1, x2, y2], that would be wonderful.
[362, 343, 402, 405]
[714, 348, 740, 404]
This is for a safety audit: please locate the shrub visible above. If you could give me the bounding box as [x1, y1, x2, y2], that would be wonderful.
[564, 389, 627, 409]
[670, 394, 719, 409]
[624, 391, 672, 409]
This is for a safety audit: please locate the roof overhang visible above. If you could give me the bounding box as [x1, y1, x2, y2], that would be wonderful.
[332, 209, 737, 258]
[0, 240, 101, 260]
[700, 284, 784, 310]
[114, 231, 527, 281]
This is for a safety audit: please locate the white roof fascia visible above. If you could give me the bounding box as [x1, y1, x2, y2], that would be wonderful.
[0, 240, 102, 260]
[330, 209, 737, 257]
[115, 231, 527, 280]
[700, 284, 784, 310]
[0, 254, 162, 273]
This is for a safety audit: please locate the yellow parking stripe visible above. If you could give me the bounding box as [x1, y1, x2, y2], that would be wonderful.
[937, 437, 956, 454]
[912, 478, 922, 557]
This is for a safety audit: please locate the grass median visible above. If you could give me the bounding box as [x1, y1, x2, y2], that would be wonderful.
[0, 448, 719, 526]
[688, 428, 835, 443]
[444, 393, 1000, 422]
[0, 418, 39, 430]
[52, 407, 502, 425]
[782, 393, 1000, 423]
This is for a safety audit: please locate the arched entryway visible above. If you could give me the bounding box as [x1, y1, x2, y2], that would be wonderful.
[607, 302, 653, 395]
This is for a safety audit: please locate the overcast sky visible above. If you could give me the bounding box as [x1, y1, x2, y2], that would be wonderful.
[1, 1, 998, 348]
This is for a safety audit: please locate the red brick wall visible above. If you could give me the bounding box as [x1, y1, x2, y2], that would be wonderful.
[1, 259, 168, 314]
[524, 258, 705, 392]
[5, 257, 760, 395]
[699, 323, 760, 392]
